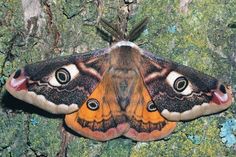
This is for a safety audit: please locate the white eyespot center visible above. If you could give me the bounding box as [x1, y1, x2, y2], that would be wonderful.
[48, 64, 79, 86]
[87, 99, 99, 110]
[147, 101, 157, 112]
[56, 68, 71, 84]
[166, 71, 193, 95]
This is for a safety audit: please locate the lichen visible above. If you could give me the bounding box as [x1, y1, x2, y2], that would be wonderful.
[220, 118, 236, 147]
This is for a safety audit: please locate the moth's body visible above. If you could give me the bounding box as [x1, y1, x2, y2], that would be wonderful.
[6, 41, 233, 141]
[109, 45, 140, 110]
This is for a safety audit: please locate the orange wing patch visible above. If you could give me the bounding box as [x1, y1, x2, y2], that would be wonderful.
[65, 74, 129, 141]
[124, 78, 176, 141]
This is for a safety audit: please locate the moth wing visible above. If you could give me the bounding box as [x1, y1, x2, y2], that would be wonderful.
[124, 77, 176, 141]
[65, 73, 129, 141]
[138, 50, 233, 121]
[5, 49, 110, 114]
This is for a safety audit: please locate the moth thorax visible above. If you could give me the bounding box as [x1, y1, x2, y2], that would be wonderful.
[110, 45, 141, 69]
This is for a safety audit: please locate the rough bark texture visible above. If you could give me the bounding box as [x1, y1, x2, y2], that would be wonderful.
[0, 0, 236, 156]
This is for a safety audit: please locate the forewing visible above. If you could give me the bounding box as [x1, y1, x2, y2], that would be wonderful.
[138, 50, 233, 121]
[5, 49, 110, 114]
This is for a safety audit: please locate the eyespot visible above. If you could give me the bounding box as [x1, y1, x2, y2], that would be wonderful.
[87, 99, 99, 111]
[173, 76, 188, 92]
[147, 101, 157, 112]
[55, 68, 71, 84]
[48, 64, 79, 86]
[166, 71, 193, 95]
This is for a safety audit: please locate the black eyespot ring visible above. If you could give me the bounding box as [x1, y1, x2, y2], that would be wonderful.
[55, 68, 71, 84]
[173, 76, 188, 92]
[147, 101, 157, 112]
[87, 99, 99, 111]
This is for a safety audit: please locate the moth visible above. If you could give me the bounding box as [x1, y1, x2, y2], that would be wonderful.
[5, 18, 233, 141]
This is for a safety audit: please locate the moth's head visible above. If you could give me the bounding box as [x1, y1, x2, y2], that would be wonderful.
[109, 40, 143, 53]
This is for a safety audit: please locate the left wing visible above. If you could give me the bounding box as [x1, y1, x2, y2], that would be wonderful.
[5, 49, 110, 114]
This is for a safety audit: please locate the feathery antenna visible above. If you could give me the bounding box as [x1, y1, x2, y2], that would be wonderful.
[127, 17, 149, 41]
[99, 18, 125, 41]
[99, 17, 148, 42]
